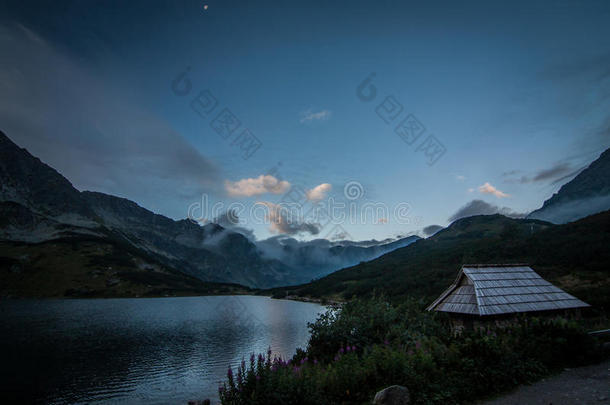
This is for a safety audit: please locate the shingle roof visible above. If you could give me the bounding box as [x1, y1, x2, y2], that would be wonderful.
[427, 264, 590, 316]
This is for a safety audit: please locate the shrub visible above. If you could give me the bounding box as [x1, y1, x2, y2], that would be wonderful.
[218, 297, 604, 404]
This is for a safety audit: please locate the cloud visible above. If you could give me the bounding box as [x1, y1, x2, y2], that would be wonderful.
[530, 162, 572, 182]
[502, 170, 520, 177]
[478, 182, 510, 198]
[528, 194, 610, 224]
[306, 183, 332, 201]
[455, 175, 466, 181]
[504, 162, 575, 184]
[0, 23, 219, 219]
[225, 175, 291, 197]
[329, 231, 349, 240]
[299, 109, 332, 123]
[448, 199, 526, 222]
[257, 202, 320, 235]
[422, 225, 443, 236]
[211, 209, 255, 240]
[550, 166, 586, 185]
[255, 235, 417, 278]
[213, 209, 240, 226]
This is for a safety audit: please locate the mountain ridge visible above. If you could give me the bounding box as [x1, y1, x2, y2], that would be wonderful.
[0, 130, 417, 293]
[528, 148, 610, 223]
[0, 130, 302, 288]
[265, 211, 610, 311]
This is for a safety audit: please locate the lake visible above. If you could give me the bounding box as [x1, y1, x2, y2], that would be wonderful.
[0, 296, 325, 404]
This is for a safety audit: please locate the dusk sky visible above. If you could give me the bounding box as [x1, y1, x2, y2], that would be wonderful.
[1, 0, 609, 241]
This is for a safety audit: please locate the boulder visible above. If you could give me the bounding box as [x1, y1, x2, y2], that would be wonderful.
[373, 385, 410, 405]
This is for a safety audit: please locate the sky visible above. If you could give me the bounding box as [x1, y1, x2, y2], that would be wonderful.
[1, 0, 609, 241]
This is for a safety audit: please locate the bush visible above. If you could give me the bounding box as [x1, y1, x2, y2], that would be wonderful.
[218, 297, 604, 404]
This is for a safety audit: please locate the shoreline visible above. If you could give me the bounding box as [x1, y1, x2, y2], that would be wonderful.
[0, 292, 339, 303]
[281, 294, 343, 306]
[1, 291, 257, 300]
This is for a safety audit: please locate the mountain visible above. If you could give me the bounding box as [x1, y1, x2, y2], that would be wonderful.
[0, 232, 252, 298]
[256, 235, 420, 281]
[528, 148, 610, 223]
[0, 131, 414, 295]
[266, 212, 610, 311]
[0, 131, 99, 233]
[0, 131, 299, 290]
[79, 191, 296, 287]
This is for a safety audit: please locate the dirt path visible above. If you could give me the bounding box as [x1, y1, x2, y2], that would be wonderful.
[481, 359, 610, 405]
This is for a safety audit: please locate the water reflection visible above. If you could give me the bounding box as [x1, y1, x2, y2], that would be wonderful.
[0, 296, 324, 404]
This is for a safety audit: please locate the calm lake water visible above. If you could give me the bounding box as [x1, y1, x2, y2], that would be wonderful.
[0, 296, 325, 404]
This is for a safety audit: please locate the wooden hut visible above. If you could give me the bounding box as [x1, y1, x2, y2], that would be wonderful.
[427, 264, 590, 330]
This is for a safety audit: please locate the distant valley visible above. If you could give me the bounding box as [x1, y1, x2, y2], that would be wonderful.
[2, 130, 609, 299]
[265, 147, 610, 310]
[267, 211, 610, 311]
[0, 131, 417, 297]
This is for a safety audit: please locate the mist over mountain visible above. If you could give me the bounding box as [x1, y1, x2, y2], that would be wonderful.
[528, 148, 610, 223]
[268, 211, 610, 310]
[0, 131, 297, 289]
[256, 235, 420, 280]
[0, 131, 415, 294]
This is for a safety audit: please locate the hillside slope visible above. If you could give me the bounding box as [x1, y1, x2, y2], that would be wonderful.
[528, 148, 610, 223]
[0, 130, 415, 291]
[0, 236, 251, 298]
[270, 212, 610, 311]
[256, 235, 420, 281]
[0, 131, 298, 288]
